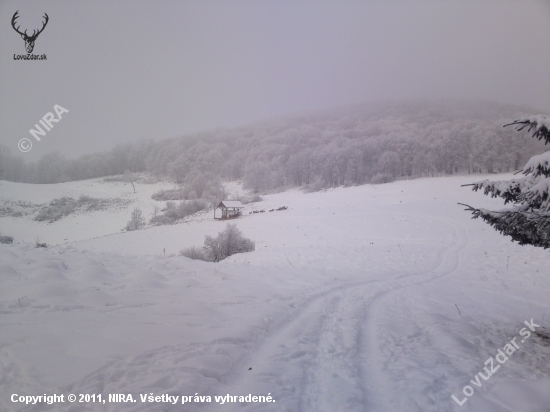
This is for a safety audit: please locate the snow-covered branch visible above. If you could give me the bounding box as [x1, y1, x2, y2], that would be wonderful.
[463, 175, 539, 204]
[504, 115, 550, 145]
[463, 114, 550, 248]
[522, 151, 550, 178]
[518, 177, 550, 211]
[460, 203, 550, 248]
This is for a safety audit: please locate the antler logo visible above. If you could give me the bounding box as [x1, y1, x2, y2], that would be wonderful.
[11, 11, 49, 54]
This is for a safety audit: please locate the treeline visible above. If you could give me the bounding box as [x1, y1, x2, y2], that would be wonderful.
[1, 100, 547, 191]
[0, 141, 154, 184]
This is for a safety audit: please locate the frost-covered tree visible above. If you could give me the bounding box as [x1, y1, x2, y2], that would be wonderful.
[461, 115, 550, 248]
[204, 224, 255, 262]
[1, 100, 546, 186]
[124, 170, 136, 193]
[125, 208, 145, 231]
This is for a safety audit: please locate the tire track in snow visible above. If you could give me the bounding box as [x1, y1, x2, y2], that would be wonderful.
[208, 283, 382, 412]
[361, 217, 469, 411]
[297, 288, 373, 412]
[43, 216, 467, 412]
[207, 216, 468, 412]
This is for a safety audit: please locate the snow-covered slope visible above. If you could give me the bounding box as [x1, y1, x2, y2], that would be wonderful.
[1, 175, 549, 412]
[0, 179, 176, 245]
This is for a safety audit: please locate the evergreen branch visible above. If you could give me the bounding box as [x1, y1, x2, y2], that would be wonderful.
[504, 117, 550, 145]
[522, 151, 550, 178]
[462, 204, 550, 248]
[464, 177, 539, 204]
[463, 115, 550, 249]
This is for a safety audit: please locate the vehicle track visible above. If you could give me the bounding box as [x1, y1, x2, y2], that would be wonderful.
[209, 216, 469, 411]
[44, 215, 469, 412]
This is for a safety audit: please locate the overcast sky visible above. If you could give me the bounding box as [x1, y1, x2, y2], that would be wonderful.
[1, 0, 549, 160]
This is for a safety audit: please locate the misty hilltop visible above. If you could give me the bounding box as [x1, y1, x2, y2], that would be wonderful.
[0, 99, 546, 191]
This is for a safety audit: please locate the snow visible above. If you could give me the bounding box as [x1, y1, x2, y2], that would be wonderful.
[0, 179, 174, 245]
[1, 175, 550, 412]
[523, 150, 550, 177]
[470, 175, 539, 203]
[470, 174, 550, 211]
[219, 201, 244, 208]
[513, 114, 550, 134]
[522, 177, 550, 211]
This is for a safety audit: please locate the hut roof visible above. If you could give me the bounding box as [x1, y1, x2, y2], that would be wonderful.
[218, 200, 244, 208]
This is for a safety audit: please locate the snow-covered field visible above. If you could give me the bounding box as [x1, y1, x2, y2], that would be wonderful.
[1, 175, 549, 412]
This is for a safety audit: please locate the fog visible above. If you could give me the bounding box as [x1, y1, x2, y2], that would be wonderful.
[1, 0, 549, 159]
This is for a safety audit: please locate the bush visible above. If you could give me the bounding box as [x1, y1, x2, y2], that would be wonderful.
[0, 204, 25, 218]
[150, 199, 208, 225]
[370, 172, 395, 184]
[0, 235, 13, 244]
[35, 197, 76, 222]
[179, 246, 209, 261]
[35, 237, 47, 248]
[236, 194, 263, 204]
[78, 194, 94, 203]
[153, 176, 223, 206]
[77, 194, 103, 210]
[152, 187, 188, 201]
[125, 208, 146, 231]
[136, 175, 160, 184]
[182, 224, 255, 262]
[205, 224, 255, 262]
[34, 195, 122, 222]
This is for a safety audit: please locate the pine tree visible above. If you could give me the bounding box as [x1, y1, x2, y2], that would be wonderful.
[460, 115, 550, 248]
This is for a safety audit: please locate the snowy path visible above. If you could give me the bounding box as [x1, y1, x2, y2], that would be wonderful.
[197, 216, 468, 412]
[9, 213, 464, 412]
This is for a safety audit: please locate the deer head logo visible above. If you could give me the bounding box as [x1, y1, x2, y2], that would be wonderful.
[11, 11, 49, 54]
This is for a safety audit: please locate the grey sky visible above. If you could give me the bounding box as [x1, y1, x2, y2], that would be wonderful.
[1, 0, 549, 160]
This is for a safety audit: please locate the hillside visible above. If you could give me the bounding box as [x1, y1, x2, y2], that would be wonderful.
[1, 100, 547, 191]
[1, 175, 549, 411]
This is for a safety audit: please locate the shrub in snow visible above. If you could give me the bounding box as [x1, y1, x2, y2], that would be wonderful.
[77, 194, 100, 210]
[0, 203, 24, 218]
[204, 224, 255, 262]
[154, 172, 223, 204]
[150, 199, 207, 225]
[370, 172, 394, 184]
[179, 246, 209, 261]
[181, 224, 255, 262]
[152, 187, 188, 201]
[0, 235, 14, 244]
[125, 208, 146, 231]
[137, 175, 160, 184]
[35, 237, 47, 248]
[34, 195, 113, 222]
[233, 194, 263, 204]
[462, 115, 550, 248]
[35, 197, 76, 222]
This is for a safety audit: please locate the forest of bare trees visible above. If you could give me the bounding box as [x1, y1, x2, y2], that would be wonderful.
[1, 100, 546, 192]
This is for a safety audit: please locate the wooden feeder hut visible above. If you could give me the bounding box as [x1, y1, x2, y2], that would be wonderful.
[215, 200, 244, 219]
